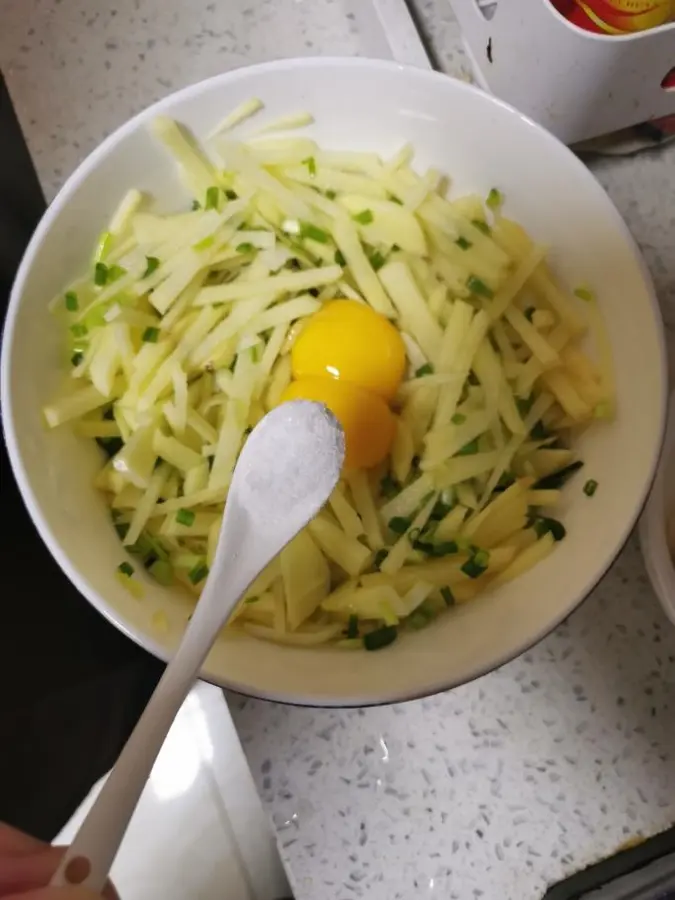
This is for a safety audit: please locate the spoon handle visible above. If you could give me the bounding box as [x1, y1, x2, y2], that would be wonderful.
[49, 585, 230, 892]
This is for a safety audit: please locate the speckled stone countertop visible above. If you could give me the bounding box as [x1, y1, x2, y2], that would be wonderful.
[3, 1, 675, 898]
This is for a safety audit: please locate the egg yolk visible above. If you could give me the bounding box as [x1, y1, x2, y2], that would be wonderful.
[280, 377, 397, 470]
[291, 300, 406, 402]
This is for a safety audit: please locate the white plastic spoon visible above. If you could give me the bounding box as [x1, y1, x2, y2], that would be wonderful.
[50, 399, 344, 893]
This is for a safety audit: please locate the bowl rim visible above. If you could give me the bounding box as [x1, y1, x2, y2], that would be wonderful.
[1, 55, 668, 707]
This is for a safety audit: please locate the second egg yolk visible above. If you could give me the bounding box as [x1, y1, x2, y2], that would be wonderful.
[280, 377, 397, 470]
[291, 300, 406, 402]
[283, 300, 406, 469]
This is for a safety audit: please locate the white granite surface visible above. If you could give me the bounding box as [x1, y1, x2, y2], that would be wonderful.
[3, 1, 675, 898]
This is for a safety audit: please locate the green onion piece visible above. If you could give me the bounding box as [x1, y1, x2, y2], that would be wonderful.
[533, 517, 566, 541]
[143, 256, 160, 278]
[517, 396, 535, 417]
[408, 611, 431, 630]
[472, 219, 491, 235]
[415, 363, 434, 378]
[325, 189, 337, 200]
[334, 249, 346, 266]
[191, 199, 202, 210]
[94, 262, 109, 286]
[71, 350, 84, 367]
[188, 562, 209, 585]
[369, 250, 386, 271]
[148, 559, 174, 586]
[118, 561, 134, 577]
[300, 222, 330, 243]
[70, 323, 88, 338]
[451, 413, 466, 425]
[380, 473, 400, 499]
[346, 615, 359, 639]
[525, 306, 535, 322]
[205, 186, 220, 210]
[494, 472, 516, 494]
[225, 189, 238, 200]
[457, 438, 479, 456]
[461, 550, 489, 579]
[175, 508, 196, 526]
[302, 156, 317, 176]
[236, 242, 255, 254]
[467, 275, 494, 299]
[441, 587, 455, 607]
[388, 193, 403, 205]
[583, 479, 598, 497]
[534, 460, 583, 491]
[416, 540, 458, 558]
[388, 516, 411, 535]
[430, 499, 453, 521]
[245, 596, 259, 604]
[353, 209, 374, 225]
[65, 291, 79, 311]
[574, 286, 595, 303]
[486, 188, 504, 210]
[363, 625, 398, 651]
[530, 420, 548, 441]
[193, 235, 215, 251]
[373, 549, 388, 570]
[114, 521, 129, 541]
[455, 236, 472, 250]
[142, 326, 160, 343]
[107, 264, 126, 283]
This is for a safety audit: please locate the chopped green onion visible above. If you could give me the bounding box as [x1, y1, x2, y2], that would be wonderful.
[534, 460, 583, 491]
[70, 323, 88, 338]
[148, 559, 174, 586]
[107, 264, 126, 283]
[525, 306, 535, 322]
[494, 472, 516, 494]
[373, 549, 389, 570]
[353, 209, 374, 225]
[486, 188, 503, 210]
[457, 438, 479, 456]
[455, 237, 472, 250]
[369, 250, 386, 271]
[533, 517, 566, 541]
[245, 596, 259, 604]
[389, 516, 411, 535]
[191, 199, 201, 210]
[302, 156, 317, 176]
[236, 242, 256, 254]
[143, 256, 160, 278]
[118, 561, 134, 577]
[530, 420, 548, 441]
[430, 499, 453, 521]
[415, 540, 459, 558]
[71, 350, 84, 367]
[380, 473, 400, 499]
[142, 326, 160, 343]
[472, 219, 491, 235]
[467, 275, 494, 299]
[363, 625, 398, 651]
[574, 286, 595, 303]
[326, 189, 337, 200]
[517, 396, 535, 417]
[65, 291, 79, 311]
[441, 587, 455, 607]
[188, 562, 209, 585]
[583, 479, 598, 497]
[205, 186, 220, 210]
[334, 249, 346, 266]
[225, 189, 238, 201]
[388, 193, 403, 205]
[346, 615, 359, 639]
[451, 413, 466, 425]
[94, 262, 109, 286]
[300, 222, 330, 243]
[193, 235, 215, 251]
[175, 508, 196, 526]
[461, 550, 490, 579]
[415, 363, 434, 378]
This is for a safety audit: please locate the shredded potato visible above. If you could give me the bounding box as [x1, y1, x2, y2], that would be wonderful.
[43, 99, 614, 650]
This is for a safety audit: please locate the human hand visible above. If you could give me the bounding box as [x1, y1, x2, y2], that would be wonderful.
[0, 822, 118, 899]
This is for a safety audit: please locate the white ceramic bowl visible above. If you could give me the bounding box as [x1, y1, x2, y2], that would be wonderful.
[2, 58, 667, 706]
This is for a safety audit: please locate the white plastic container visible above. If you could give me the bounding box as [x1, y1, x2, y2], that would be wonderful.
[640, 390, 675, 623]
[448, 0, 675, 144]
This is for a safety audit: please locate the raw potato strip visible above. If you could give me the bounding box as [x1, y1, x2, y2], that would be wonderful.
[332, 216, 395, 317]
[44, 383, 119, 427]
[152, 116, 220, 199]
[472, 339, 524, 435]
[207, 97, 264, 139]
[109, 189, 144, 236]
[504, 305, 560, 367]
[390, 418, 415, 485]
[346, 470, 385, 550]
[434, 452, 500, 489]
[379, 473, 435, 523]
[379, 260, 443, 362]
[541, 369, 591, 421]
[195, 265, 342, 306]
[491, 533, 556, 586]
[380, 493, 438, 575]
[433, 309, 490, 428]
[257, 111, 314, 133]
[487, 246, 547, 322]
[124, 463, 170, 547]
[307, 516, 372, 576]
[586, 295, 616, 413]
[242, 622, 342, 647]
[516, 323, 571, 399]
[422, 411, 492, 469]
[329, 486, 365, 540]
[337, 195, 427, 256]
